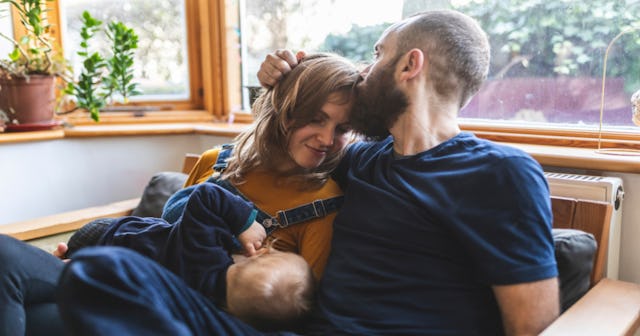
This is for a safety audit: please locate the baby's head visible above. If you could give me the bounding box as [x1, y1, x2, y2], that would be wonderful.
[226, 248, 315, 331]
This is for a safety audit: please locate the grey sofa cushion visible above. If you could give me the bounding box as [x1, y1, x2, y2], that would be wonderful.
[131, 171, 188, 218]
[553, 228, 597, 312]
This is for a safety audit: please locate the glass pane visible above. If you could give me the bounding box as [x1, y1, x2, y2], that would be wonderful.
[60, 0, 190, 102]
[454, 0, 640, 130]
[0, 3, 13, 58]
[236, 0, 640, 130]
[239, 0, 403, 109]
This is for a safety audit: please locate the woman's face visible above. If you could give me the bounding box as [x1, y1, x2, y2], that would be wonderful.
[286, 92, 353, 170]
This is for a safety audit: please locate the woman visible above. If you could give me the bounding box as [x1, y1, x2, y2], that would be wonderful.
[171, 54, 357, 279]
[0, 52, 359, 335]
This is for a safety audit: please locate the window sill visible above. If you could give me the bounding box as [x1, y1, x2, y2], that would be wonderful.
[1, 123, 638, 173]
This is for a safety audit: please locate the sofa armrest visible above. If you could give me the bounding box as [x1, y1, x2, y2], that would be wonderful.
[0, 198, 140, 241]
[541, 278, 640, 336]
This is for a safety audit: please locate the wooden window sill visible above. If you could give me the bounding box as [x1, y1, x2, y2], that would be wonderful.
[1, 122, 638, 173]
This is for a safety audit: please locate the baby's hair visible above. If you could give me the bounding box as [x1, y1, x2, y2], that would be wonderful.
[226, 248, 316, 331]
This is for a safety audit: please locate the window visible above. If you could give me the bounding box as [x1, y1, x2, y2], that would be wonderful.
[227, 0, 640, 140]
[60, 0, 192, 102]
[0, 3, 12, 55]
[0, 0, 208, 116]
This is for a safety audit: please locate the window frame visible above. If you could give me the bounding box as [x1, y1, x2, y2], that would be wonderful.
[7, 0, 230, 123]
[220, 1, 640, 150]
[7, 1, 640, 150]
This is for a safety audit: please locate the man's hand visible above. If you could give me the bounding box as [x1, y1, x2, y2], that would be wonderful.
[52, 242, 71, 262]
[257, 49, 306, 88]
[237, 221, 266, 256]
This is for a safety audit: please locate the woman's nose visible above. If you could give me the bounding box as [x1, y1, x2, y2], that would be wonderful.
[317, 127, 335, 147]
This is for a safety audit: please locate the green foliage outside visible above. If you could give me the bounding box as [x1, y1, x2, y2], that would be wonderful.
[63, 0, 186, 96]
[454, 0, 640, 93]
[320, 0, 640, 93]
[321, 23, 391, 62]
[63, 11, 140, 122]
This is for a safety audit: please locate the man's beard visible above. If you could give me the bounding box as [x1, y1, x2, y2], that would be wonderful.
[351, 64, 409, 141]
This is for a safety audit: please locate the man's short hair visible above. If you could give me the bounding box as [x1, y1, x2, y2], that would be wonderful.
[395, 10, 490, 108]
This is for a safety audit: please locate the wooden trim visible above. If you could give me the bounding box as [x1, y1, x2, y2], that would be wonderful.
[0, 198, 140, 241]
[198, 0, 229, 120]
[541, 278, 640, 336]
[182, 153, 201, 174]
[551, 197, 612, 286]
[0, 129, 64, 143]
[185, 0, 204, 109]
[2, 122, 639, 173]
[506, 142, 640, 174]
[461, 122, 640, 150]
[60, 110, 214, 125]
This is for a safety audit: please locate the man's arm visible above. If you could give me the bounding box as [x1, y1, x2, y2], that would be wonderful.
[493, 277, 560, 336]
[256, 49, 305, 88]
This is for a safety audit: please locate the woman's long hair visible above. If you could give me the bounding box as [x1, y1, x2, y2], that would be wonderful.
[222, 53, 359, 189]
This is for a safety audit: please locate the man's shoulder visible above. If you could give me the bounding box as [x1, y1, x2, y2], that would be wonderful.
[347, 137, 392, 156]
[459, 133, 534, 161]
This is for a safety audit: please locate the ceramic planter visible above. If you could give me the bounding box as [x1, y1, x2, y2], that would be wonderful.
[0, 75, 56, 125]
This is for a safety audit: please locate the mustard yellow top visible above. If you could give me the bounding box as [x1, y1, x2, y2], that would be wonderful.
[184, 147, 342, 280]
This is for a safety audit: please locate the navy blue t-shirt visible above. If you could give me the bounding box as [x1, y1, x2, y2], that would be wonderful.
[312, 133, 557, 335]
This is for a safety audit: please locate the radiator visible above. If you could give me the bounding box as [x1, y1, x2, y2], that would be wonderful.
[544, 172, 625, 279]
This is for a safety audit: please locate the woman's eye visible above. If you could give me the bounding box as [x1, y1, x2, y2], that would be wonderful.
[336, 125, 352, 134]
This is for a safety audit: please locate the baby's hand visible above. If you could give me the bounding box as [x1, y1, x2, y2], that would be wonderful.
[52, 242, 71, 262]
[237, 221, 266, 256]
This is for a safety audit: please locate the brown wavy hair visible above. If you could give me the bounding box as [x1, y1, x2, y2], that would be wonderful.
[222, 53, 359, 189]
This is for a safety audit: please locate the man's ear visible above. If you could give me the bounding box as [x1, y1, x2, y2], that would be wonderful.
[398, 48, 424, 81]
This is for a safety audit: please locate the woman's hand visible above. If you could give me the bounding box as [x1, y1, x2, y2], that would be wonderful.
[237, 221, 266, 256]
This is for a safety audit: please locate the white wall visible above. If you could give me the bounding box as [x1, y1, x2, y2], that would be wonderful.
[608, 171, 640, 283]
[0, 134, 232, 225]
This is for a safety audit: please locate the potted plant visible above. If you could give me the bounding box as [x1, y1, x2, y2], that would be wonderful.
[61, 11, 140, 122]
[0, 1, 140, 130]
[0, 0, 68, 129]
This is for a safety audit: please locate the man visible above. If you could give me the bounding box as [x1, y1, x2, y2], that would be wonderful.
[57, 10, 559, 335]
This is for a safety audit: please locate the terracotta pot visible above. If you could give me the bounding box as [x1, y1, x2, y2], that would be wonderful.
[0, 75, 55, 124]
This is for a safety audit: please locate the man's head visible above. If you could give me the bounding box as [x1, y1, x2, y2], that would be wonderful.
[352, 10, 490, 138]
[226, 248, 315, 331]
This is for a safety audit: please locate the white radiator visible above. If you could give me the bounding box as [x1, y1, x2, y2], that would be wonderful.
[544, 172, 625, 279]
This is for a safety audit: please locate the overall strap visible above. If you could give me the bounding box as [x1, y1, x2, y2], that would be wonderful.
[262, 196, 344, 230]
[208, 143, 343, 233]
[213, 143, 234, 173]
[206, 176, 278, 235]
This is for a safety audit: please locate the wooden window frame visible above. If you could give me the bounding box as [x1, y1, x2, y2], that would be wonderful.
[218, 1, 640, 150]
[14, 0, 232, 123]
[8, 1, 640, 150]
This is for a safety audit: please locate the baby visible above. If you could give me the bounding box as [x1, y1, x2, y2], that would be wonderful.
[58, 182, 315, 332]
